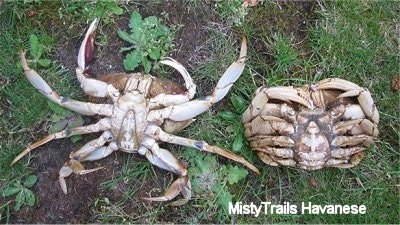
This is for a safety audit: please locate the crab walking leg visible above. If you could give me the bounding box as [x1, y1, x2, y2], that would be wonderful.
[326, 151, 365, 168]
[256, 151, 297, 167]
[20, 50, 114, 116]
[11, 118, 112, 165]
[139, 137, 191, 206]
[59, 133, 118, 194]
[76, 18, 121, 100]
[244, 115, 295, 137]
[146, 125, 260, 174]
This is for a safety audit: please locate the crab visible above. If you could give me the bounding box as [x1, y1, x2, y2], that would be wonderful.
[11, 18, 260, 206]
[243, 78, 379, 170]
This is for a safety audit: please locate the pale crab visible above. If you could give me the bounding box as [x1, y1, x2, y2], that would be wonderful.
[11, 18, 260, 206]
[243, 78, 379, 170]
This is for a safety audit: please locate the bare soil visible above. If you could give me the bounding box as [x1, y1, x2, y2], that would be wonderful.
[8, 1, 316, 223]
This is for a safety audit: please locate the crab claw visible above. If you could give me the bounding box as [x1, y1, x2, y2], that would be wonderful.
[142, 176, 191, 206]
[317, 78, 379, 124]
[78, 18, 98, 71]
[59, 159, 103, 194]
[75, 18, 121, 99]
[212, 36, 247, 103]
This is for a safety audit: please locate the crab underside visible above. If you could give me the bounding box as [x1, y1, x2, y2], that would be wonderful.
[243, 78, 379, 170]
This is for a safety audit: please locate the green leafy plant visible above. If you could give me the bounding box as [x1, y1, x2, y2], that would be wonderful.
[183, 151, 249, 213]
[1, 175, 37, 211]
[47, 101, 84, 143]
[28, 34, 51, 67]
[217, 95, 248, 152]
[118, 11, 176, 73]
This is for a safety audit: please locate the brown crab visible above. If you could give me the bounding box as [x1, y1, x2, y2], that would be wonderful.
[11, 19, 259, 206]
[243, 78, 379, 170]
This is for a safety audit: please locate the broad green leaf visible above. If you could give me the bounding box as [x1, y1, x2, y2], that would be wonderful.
[149, 49, 161, 60]
[117, 30, 137, 44]
[29, 34, 41, 59]
[14, 191, 25, 211]
[124, 50, 141, 71]
[154, 25, 171, 38]
[220, 165, 248, 185]
[24, 189, 36, 206]
[195, 155, 217, 174]
[129, 11, 143, 30]
[218, 111, 236, 121]
[24, 175, 37, 188]
[2, 186, 21, 197]
[142, 57, 152, 73]
[230, 95, 247, 112]
[67, 114, 84, 128]
[232, 132, 244, 152]
[144, 16, 158, 27]
[48, 119, 68, 134]
[48, 101, 71, 121]
[109, 4, 123, 15]
[38, 58, 51, 67]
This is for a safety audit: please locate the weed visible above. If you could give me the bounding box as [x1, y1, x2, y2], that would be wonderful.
[47, 101, 84, 143]
[1, 175, 37, 211]
[28, 34, 51, 67]
[118, 10, 177, 73]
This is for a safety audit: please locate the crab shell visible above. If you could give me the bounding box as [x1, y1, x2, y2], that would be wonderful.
[93, 72, 194, 133]
[243, 78, 379, 170]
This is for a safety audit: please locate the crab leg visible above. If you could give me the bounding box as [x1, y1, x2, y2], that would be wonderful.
[76, 18, 121, 100]
[333, 119, 379, 136]
[139, 137, 191, 206]
[212, 36, 247, 103]
[11, 118, 112, 165]
[256, 151, 297, 167]
[327, 151, 365, 168]
[316, 78, 379, 124]
[330, 146, 365, 158]
[332, 135, 374, 147]
[248, 136, 295, 148]
[148, 58, 196, 107]
[145, 125, 260, 174]
[254, 147, 294, 158]
[20, 50, 114, 116]
[243, 86, 311, 123]
[148, 37, 247, 120]
[244, 115, 294, 137]
[160, 59, 196, 97]
[59, 132, 118, 194]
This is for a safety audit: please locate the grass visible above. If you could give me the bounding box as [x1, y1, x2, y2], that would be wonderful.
[0, 1, 89, 221]
[1, 0, 399, 224]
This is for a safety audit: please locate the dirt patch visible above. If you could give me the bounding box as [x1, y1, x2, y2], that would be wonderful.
[8, 1, 317, 223]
